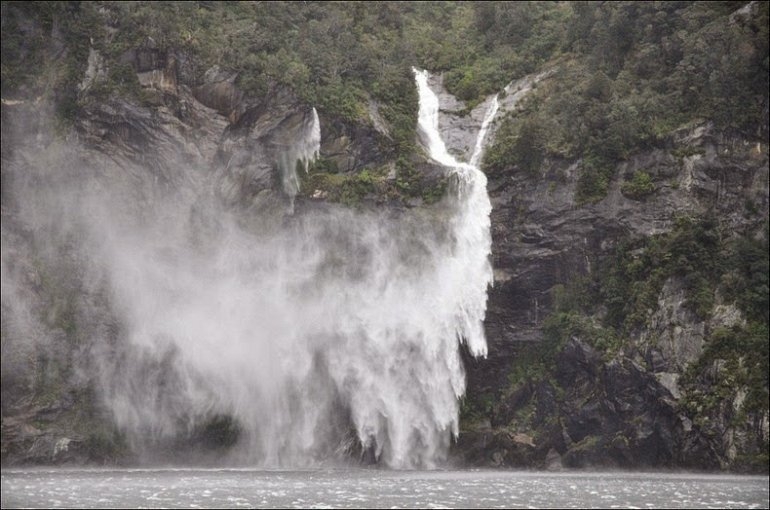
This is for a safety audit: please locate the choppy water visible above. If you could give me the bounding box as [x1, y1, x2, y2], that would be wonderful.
[2, 469, 768, 509]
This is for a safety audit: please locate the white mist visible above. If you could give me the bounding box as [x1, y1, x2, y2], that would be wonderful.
[2, 71, 500, 470]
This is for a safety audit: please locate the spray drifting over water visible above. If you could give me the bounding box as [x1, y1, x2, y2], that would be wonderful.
[1, 71, 497, 469]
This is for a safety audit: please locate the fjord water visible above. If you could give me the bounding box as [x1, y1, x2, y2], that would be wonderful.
[3, 469, 768, 509]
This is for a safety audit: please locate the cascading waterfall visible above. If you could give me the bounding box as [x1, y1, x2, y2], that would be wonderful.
[2, 69, 501, 470]
[413, 68, 494, 358]
[470, 95, 499, 168]
[277, 107, 321, 203]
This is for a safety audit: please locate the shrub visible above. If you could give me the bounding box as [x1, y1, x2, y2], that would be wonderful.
[620, 171, 655, 200]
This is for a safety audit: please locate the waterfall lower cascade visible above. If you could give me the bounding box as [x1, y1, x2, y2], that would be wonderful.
[2, 70, 500, 471]
[100, 72, 498, 468]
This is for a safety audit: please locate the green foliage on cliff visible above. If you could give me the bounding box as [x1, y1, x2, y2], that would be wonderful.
[3, 2, 766, 177]
[552, 215, 764, 344]
[532, 217, 769, 469]
[680, 320, 769, 471]
[600, 216, 724, 330]
[484, 117, 546, 177]
[482, 1, 769, 202]
[0, 1, 104, 123]
[721, 223, 770, 324]
[300, 158, 447, 207]
[620, 171, 655, 200]
[542, 217, 732, 339]
[490, 216, 769, 471]
[405, 2, 570, 109]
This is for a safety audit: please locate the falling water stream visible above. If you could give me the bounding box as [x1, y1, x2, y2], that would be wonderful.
[97, 69, 499, 468]
[1, 69, 500, 470]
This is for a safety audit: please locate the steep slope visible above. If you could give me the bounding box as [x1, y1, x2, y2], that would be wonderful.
[453, 2, 769, 473]
[1, 1, 768, 472]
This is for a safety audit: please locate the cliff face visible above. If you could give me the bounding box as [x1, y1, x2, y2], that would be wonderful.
[480, 123, 767, 384]
[455, 97, 769, 471]
[2, 3, 768, 472]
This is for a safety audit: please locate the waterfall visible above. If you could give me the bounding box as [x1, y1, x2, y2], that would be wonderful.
[2, 70, 500, 471]
[413, 68, 494, 358]
[470, 95, 499, 167]
[278, 107, 321, 203]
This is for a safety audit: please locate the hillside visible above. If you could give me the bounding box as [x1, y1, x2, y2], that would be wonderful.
[1, 1, 768, 472]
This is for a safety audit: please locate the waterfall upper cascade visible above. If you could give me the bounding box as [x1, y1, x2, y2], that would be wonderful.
[412, 68, 494, 358]
[1, 70, 501, 470]
[470, 95, 499, 168]
[277, 107, 321, 202]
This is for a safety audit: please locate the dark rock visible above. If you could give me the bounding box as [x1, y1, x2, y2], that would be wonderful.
[451, 68, 769, 470]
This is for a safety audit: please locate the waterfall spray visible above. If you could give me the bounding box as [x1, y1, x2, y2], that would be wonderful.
[2, 70, 500, 470]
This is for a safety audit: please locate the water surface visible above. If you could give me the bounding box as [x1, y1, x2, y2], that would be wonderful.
[2, 468, 768, 509]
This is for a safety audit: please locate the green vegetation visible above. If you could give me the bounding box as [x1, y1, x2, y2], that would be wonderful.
[721, 222, 770, 323]
[676, 222, 770, 468]
[3, 2, 766, 191]
[543, 216, 760, 348]
[1, 2, 103, 123]
[682, 323, 769, 417]
[482, 2, 769, 202]
[459, 391, 496, 430]
[409, 2, 571, 109]
[600, 216, 724, 329]
[544, 312, 622, 358]
[300, 158, 447, 207]
[620, 171, 655, 200]
[484, 118, 546, 177]
[679, 321, 769, 469]
[530, 217, 769, 467]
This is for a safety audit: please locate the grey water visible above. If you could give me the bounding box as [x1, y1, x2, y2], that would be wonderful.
[2, 469, 768, 509]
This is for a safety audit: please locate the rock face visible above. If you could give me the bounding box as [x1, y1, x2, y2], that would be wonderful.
[439, 66, 769, 471]
[482, 126, 767, 373]
[457, 338, 721, 470]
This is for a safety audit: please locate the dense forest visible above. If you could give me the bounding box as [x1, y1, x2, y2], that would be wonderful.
[4, 1, 767, 174]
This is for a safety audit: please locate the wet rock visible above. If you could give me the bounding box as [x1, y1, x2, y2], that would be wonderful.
[193, 66, 244, 122]
[451, 100, 768, 470]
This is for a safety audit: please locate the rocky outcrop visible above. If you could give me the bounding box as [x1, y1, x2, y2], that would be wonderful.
[424, 69, 769, 471]
[457, 338, 721, 470]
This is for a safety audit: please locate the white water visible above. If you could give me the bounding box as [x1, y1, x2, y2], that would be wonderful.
[277, 107, 321, 202]
[470, 95, 499, 167]
[413, 68, 494, 358]
[2, 72, 498, 470]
